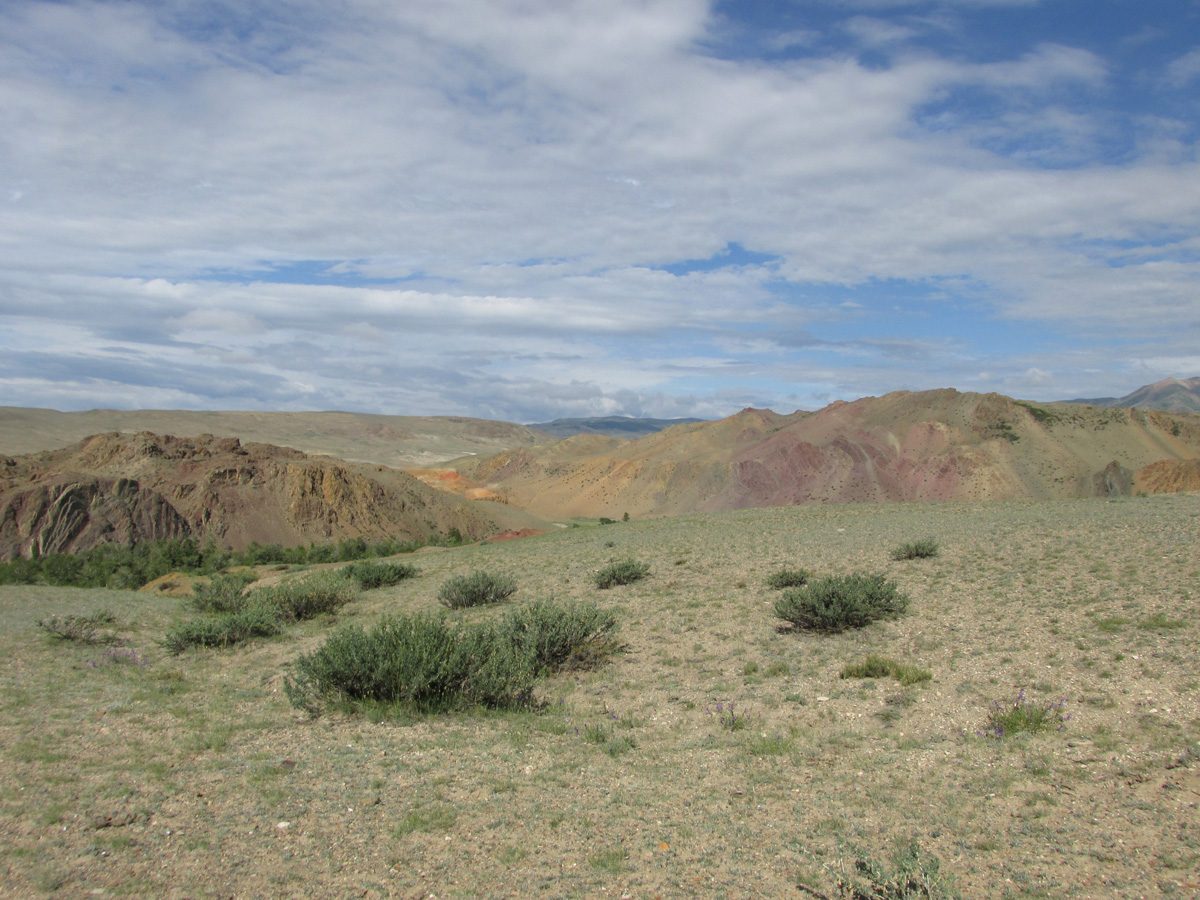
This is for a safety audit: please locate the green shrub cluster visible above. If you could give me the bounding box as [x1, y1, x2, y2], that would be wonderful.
[165, 571, 360, 654]
[285, 599, 619, 715]
[0, 534, 449, 591]
[343, 560, 418, 589]
[774, 573, 908, 633]
[890, 539, 939, 561]
[982, 689, 1068, 739]
[593, 559, 650, 590]
[188, 572, 257, 614]
[438, 571, 518, 608]
[764, 567, 812, 590]
[840, 654, 931, 686]
[37, 609, 117, 643]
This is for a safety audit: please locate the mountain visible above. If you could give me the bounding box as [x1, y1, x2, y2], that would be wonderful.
[449, 390, 1200, 519]
[1066, 377, 1200, 414]
[0, 408, 554, 468]
[525, 416, 709, 439]
[0, 432, 547, 561]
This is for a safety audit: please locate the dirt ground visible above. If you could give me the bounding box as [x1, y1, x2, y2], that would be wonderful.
[1, 495, 1198, 899]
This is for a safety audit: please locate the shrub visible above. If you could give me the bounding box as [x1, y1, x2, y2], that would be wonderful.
[37, 609, 116, 643]
[163, 602, 284, 654]
[835, 841, 961, 900]
[841, 654, 932, 686]
[982, 689, 1068, 739]
[774, 573, 908, 633]
[593, 559, 650, 590]
[252, 570, 360, 621]
[286, 614, 536, 713]
[343, 560, 418, 589]
[438, 571, 518, 609]
[499, 599, 620, 672]
[188, 572, 257, 614]
[765, 567, 812, 590]
[890, 539, 939, 561]
[285, 600, 621, 715]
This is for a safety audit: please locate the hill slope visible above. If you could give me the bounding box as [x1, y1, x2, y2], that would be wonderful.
[0, 408, 554, 468]
[451, 390, 1200, 519]
[0, 432, 546, 560]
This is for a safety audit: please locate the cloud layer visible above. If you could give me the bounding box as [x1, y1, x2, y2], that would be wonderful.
[2, 0, 1198, 420]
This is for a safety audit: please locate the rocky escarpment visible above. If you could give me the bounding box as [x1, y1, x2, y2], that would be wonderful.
[0, 432, 544, 561]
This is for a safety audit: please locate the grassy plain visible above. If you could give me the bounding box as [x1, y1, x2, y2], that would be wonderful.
[1, 495, 1198, 899]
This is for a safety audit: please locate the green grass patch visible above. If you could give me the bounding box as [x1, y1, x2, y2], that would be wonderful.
[438, 570, 518, 608]
[764, 567, 812, 590]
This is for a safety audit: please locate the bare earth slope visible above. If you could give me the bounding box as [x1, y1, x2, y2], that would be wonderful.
[0, 408, 554, 469]
[0, 432, 546, 560]
[452, 390, 1200, 519]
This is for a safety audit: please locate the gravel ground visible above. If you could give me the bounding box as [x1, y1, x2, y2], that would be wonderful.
[1, 494, 1198, 899]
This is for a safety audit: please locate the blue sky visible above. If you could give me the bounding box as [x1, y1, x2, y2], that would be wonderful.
[1, 0, 1198, 422]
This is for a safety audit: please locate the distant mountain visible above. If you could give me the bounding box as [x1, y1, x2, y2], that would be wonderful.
[1066, 377, 1200, 414]
[454, 390, 1200, 519]
[524, 416, 708, 439]
[0, 408, 555, 468]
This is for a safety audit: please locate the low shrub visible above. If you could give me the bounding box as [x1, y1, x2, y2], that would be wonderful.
[188, 572, 256, 614]
[835, 841, 961, 900]
[163, 602, 284, 654]
[982, 689, 1068, 739]
[252, 570, 360, 621]
[593, 559, 650, 590]
[500, 599, 620, 672]
[343, 560, 418, 589]
[774, 573, 909, 634]
[890, 539, 939, 561]
[438, 571, 518, 609]
[765, 567, 812, 590]
[841, 654, 932, 686]
[286, 600, 621, 715]
[37, 609, 116, 643]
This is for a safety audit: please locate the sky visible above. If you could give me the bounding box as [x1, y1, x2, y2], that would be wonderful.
[2, 0, 1199, 423]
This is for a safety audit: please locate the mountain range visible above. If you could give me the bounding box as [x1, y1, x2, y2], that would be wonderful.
[1066, 376, 1200, 414]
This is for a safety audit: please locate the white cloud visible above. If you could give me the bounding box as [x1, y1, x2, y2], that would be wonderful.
[0, 0, 1197, 418]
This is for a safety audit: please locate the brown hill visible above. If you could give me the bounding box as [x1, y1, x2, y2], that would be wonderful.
[450, 390, 1200, 519]
[0, 432, 547, 561]
[0, 408, 554, 468]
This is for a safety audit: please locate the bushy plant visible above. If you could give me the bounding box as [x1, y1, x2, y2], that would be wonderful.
[774, 573, 908, 633]
[37, 609, 116, 643]
[499, 599, 620, 672]
[343, 560, 417, 589]
[593, 559, 650, 590]
[163, 602, 284, 654]
[188, 572, 257, 614]
[835, 841, 961, 900]
[285, 600, 621, 715]
[982, 689, 1068, 739]
[438, 571, 518, 608]
[252, 570, 360, 621]
[890, 539, 939, 561]
[841, 654, 932, 686]
[765, 567, 813, 590]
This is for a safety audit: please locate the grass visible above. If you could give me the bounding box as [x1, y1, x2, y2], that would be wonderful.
[437, 570, 518, 608]
[593, 559, 650, 589]
[1, 494, 1198, 899]
[890, 538, 940, 561]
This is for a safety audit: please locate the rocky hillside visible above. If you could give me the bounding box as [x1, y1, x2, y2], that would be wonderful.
[450, 390, 1200, 519]
[0, 432, 546, 561]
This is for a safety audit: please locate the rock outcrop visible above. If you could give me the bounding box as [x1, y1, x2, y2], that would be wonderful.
[0, 432, 545, 561]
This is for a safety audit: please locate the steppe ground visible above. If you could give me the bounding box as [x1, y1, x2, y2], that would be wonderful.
[1, 495, 1199, 899]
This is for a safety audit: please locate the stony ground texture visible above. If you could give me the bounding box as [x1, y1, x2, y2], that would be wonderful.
[1, 495, 1198, 899]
